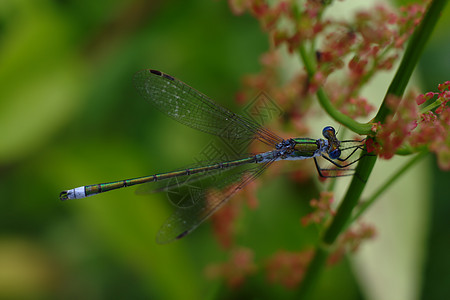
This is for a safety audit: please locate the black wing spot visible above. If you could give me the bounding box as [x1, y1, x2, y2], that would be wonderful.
[149, 69, 162, 76]
[163, 73, 175, 81]
[176, 230, 189, 240]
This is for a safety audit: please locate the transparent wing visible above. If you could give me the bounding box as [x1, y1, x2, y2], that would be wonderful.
[134, 69, 283, 146]
[155, 160, 273, 244]
[135, 160, 247, 208]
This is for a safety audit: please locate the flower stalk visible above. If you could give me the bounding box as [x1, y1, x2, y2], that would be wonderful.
[220, 0, 449, 297]
[300, 0, 448, 297]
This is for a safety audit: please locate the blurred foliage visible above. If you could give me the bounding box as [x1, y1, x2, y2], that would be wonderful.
[0, 0, 449, 299]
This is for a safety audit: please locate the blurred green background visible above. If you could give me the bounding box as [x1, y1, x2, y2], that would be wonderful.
[1, 0, 449, 299]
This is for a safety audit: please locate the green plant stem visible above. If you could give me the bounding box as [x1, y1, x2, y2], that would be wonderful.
[420, 97, 444, 114]
[373, 0, 449, 122]
[325, 0, 448, 240]
[296, 245, 328, 299]
[298, 0, 447, 297]
[349, 151, 428, 226]
[298, 44, 315, 77]
[323, 153, 377, 244]
[317, 88, 372, 134]
[324, 0, 447, 244]
[325, 0, 447, 254]
[298, 45, 372, 135]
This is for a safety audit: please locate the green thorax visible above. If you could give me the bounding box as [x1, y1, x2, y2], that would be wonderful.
[291, 138, 319, 158]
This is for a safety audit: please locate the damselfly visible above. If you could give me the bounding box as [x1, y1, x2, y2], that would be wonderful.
[60, 69, 366, 243]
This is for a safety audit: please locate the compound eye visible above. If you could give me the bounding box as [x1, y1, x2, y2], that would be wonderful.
[329, 149, 341, 159]
[322, 126, 335, 136]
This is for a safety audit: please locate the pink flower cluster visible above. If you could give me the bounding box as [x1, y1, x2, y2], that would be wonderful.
[301, 191, 335, 226]
[300, 191, 376, 265]
[412, 82, 450, 169]
[265, 249, 314, 288]
[367, 93, 419, 159]
[368, 82, 450, 169]
[210, 180, 260, 249]
[328, 222, 376, 265]
[205, 247, 257, 288]
[230, 1, 425, 122]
